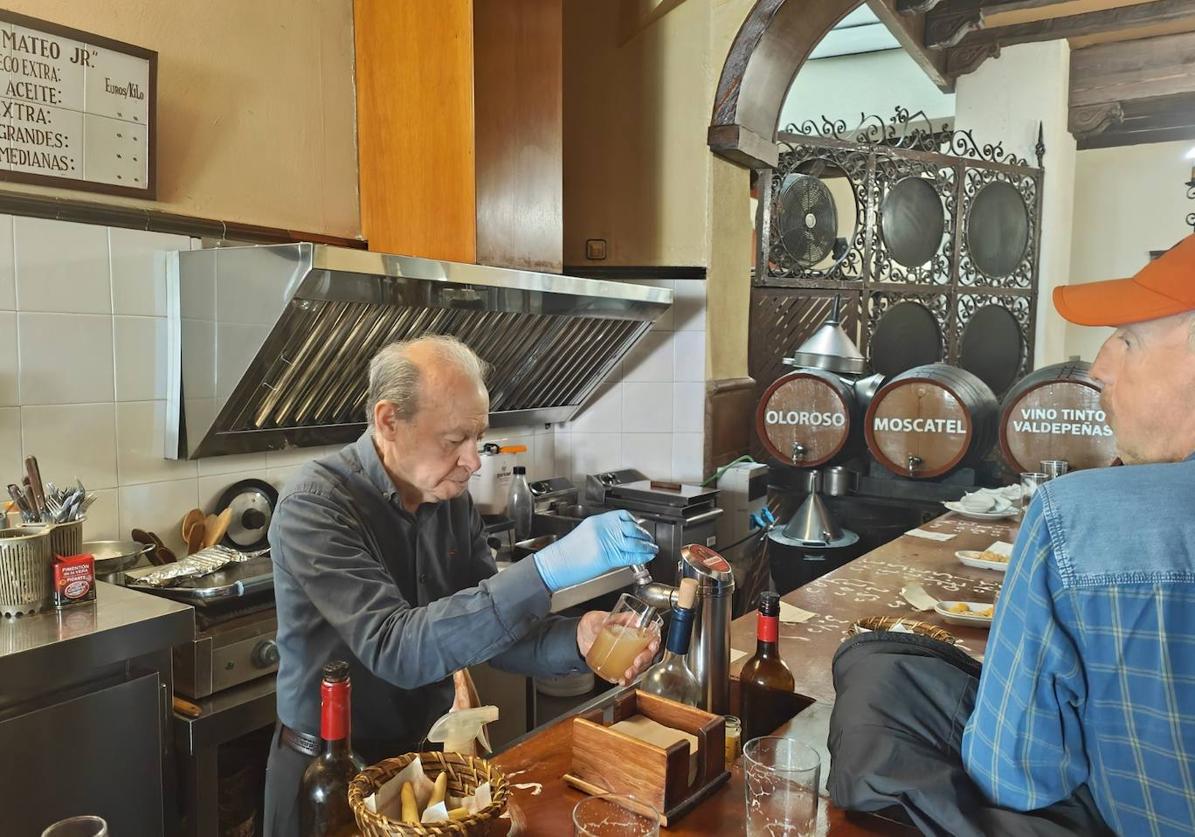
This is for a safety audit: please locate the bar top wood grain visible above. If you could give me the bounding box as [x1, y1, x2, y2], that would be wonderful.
[490, 512, 1018, 834]
[731, 512, 1018, 703]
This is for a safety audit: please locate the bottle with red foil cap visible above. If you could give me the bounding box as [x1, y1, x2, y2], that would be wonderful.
[739, 592, 796, 742]
[300, 660, 365, 837]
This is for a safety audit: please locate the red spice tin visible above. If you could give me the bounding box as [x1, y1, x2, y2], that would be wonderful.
[53, 553, 96, 608]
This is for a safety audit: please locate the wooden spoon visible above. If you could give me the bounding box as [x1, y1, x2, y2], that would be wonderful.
[204, 508, 232, 549]
[181, 508, 205, 543]
[187, 521, 206, 556]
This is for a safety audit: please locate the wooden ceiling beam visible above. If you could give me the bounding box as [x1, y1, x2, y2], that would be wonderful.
[946, 0, 1195, 53]
[924, 0, 1085, 49]
[1070, 32, 1195, 149]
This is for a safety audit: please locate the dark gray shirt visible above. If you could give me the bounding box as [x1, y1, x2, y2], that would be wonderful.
[270, 431, 585, 744]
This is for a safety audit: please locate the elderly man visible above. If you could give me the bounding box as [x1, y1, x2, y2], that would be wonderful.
[264, 335, 658, 835]
[963, 236, 1195, 835]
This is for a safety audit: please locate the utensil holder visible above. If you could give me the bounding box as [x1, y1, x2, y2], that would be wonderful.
[35, 518, 85, 559]
[0, 526, 52, 617]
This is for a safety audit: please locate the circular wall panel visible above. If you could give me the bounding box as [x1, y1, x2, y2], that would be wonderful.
[967, 179, 1030, 277]
[880, 177, 944, 268]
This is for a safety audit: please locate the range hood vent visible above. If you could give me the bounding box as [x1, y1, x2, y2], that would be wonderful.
[166, 244, 671, 459]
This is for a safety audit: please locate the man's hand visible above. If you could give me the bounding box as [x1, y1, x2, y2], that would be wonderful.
[577, 610, 661, 686]
[532, 511, 658, 592]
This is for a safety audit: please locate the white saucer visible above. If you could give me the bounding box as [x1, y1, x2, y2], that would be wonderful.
[935, 600, 995, 627]
[955, 550, 1009, 573]
[943, 501, 1018, 520]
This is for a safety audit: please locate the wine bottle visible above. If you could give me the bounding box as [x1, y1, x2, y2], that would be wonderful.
[641, 578, 702, 705]
[739, 592, 795, 741]
[508, 465, 533, 541]
[300, 660, 366, 837]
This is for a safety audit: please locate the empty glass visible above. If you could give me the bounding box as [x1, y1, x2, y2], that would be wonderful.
[573, 794, 661, 836]
[744, 737, 820, 837]
[41, 817, 108, 837]
[1020, 472, 1048, 507]
[585, 593, 662, 683]
[1040, 460, 1069, 481]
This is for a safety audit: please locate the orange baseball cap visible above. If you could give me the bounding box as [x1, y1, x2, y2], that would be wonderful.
[1053, 234, 1195, 326]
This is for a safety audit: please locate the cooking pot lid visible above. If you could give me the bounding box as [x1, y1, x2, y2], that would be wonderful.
[215, 478, 278, 551]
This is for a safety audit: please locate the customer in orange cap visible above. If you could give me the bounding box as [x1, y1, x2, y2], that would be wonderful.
[962, 235, 1195, 836]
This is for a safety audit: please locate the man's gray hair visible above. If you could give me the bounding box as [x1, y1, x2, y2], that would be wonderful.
[367, 335, 489, 423]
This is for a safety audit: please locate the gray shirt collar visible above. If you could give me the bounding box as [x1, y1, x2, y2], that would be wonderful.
[355, 430, 400, 501]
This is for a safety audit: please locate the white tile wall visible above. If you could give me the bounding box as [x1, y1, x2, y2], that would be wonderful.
[553, 276, 708, 485]
[0, 217, 341, 547]
[0, 217, 703, 544]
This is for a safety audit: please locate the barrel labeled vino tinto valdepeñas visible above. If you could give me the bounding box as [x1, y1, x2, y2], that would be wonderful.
[999, 360, 1116, 473]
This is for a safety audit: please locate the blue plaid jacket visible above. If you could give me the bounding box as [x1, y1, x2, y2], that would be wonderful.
[963, 454, 1195, 836]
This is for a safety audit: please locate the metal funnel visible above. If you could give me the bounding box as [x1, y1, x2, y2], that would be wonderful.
[768, 470, 860, 548]
[783, 295, 867, 375]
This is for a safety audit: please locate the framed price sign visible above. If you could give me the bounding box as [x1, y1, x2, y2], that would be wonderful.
[0, 9, 156, 198]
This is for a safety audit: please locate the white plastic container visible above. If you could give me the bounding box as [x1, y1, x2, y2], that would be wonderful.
[469, 443, 527, 514]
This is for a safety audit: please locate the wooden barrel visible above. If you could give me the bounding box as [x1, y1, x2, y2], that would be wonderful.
[865, 363, 998, 479]
[756, 369, 856, 467]
[999, 360, 1116, 473]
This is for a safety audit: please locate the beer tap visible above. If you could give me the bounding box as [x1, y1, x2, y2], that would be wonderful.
[632, 545, 735, 714]
[906, 453, 922, 477]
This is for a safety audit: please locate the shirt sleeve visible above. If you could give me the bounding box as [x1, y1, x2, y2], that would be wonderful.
[271, 488, 559, 690]
[961, 492, 1088, 811]
[458, 501, 587, 677]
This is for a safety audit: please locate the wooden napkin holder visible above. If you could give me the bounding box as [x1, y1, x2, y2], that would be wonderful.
[563, 689, 729, 826]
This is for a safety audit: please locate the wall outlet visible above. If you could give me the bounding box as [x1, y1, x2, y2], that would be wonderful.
[585, 238, 608, 260]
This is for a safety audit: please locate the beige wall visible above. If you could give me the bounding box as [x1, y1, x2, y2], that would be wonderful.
[4, 1, 359, 238]
[563, 0, 713, 267]
[1066, 141, 1194, 362]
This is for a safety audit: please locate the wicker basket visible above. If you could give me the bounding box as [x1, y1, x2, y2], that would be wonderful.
[348, 752, 509, 836]
[0, 527, 52, 617]
[851, 615, 957, 644]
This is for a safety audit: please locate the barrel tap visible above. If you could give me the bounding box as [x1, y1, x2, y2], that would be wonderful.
[791, 441, 807, 466]
[906, 453, 922, 476]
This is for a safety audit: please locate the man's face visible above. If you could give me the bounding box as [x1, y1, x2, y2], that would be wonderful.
[375, 367, 489, 506]
[1090, 312, 1195, 464]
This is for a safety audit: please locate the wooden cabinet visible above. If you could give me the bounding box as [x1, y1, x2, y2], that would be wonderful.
[354, 0, 563, 272]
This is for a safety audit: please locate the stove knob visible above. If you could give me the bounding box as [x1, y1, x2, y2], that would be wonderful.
[252, 639, 280, 669]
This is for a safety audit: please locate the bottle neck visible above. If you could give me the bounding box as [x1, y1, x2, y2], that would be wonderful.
[665, 606, 695, 656]
[755, 611, 779, 656]
[320, 678, 352, 752]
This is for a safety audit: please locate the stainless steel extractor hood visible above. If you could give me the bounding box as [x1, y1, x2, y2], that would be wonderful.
[165, 243, 672, 459]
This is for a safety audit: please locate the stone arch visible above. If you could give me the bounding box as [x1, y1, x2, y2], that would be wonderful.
[709, 0, 860, 168]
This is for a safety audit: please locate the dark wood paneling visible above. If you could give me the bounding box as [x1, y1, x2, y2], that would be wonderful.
[706, 377, 758, 469]
[474, 0, 563, 273]
[355, 0, 477, 261]
[951, 0, 1195, 50]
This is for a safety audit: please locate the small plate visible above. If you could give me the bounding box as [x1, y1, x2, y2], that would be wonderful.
[935, 600, 995, 626]
[943, 501, 1018, 520]
[956, 549, 1009, 573]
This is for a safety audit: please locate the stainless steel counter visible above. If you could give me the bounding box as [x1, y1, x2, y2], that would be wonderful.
[0, 582, 195, 836]
[0, 581, 194, 684]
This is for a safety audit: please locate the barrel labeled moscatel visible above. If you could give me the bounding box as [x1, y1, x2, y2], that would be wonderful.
[755, 369, 855, 467]
[999, 360, 1115, 473]
[865, 364, 998, 478]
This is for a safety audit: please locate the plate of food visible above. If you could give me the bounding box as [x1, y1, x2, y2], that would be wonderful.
[956, 549, 1010, 572]
[935, 600, 995, 627]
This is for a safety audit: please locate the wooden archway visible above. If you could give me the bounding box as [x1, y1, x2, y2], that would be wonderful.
[708, 0, 860, 168]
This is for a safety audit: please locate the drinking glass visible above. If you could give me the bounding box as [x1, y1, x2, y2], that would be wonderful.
[1040, 460, 1069, 481]
[573, 794, 661, 836]
[41, 817, 108, 837]
[585, 593, 662, 683]
[1020, 471, 1048, 507]
[744, 737, 820, 837]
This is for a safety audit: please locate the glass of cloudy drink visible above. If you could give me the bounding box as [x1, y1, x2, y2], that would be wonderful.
[585, 593, 662, 683]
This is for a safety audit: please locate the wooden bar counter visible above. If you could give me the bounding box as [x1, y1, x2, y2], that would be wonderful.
[490, 512, 1018, 834]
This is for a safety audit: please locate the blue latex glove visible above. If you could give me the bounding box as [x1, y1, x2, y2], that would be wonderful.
[532, 510, 658, 592]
